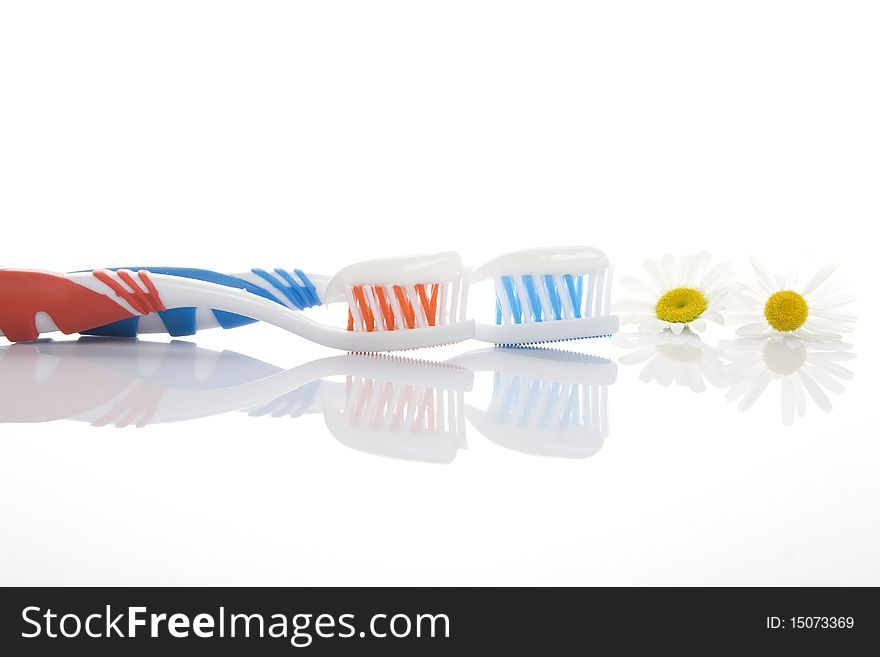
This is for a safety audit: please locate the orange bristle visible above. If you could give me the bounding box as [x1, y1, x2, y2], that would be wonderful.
[393, 286, 416, 329]
[345, 282, 445, 332]
[415, 283, 440, 326]
[374, 285, 396, 330]
[352, 286, 376, 332]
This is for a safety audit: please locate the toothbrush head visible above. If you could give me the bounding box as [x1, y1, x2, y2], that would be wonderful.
[323, 252, 474, 351]
[471, 246, 619, 345]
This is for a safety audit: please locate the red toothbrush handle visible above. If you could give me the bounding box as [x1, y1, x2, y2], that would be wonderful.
[0, 270, 136, 342]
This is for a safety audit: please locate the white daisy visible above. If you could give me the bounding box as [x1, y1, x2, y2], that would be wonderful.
[612, 330, 726, 393]
[730, 258, 856, 340]
[720, 337, 855, 425]
[615, 253, 730, 335]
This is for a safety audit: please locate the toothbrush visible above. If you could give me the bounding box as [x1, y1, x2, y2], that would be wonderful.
[0, 252, 473, 352]
[471, 246, 619, 345]
[71, 246, 613, 347]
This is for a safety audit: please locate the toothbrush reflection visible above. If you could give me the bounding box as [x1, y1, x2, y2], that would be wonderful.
[283, 357, 471, 464]
[449, 348, 616, 459]
[0, 339, 616, 462]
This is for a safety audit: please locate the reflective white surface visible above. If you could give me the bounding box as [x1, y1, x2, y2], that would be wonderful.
[0, 339, 615, 463]
[0, 325, 874, 586]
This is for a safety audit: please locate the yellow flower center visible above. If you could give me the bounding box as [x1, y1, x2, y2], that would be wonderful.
[655, 287, 707, 324]
[763, 290, 808, 332]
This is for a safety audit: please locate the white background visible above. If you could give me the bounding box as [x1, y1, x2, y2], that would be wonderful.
[1, 1, 878, 585]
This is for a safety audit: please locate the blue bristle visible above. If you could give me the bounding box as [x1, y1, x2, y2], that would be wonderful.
[564, 386, 580, 425]
[501, 276, 523, 324]
[499, 374, 521, 420]
[521, 379, 542, 424]
[544, 275, 563, 320]
[540, 382, 561, 428]
[563, 274, 582, 319]
[522, 275, 543, 322]
[492, 267, 607, 328]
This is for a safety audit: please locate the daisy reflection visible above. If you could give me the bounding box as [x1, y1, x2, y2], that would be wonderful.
[720, 337, 855, 425]
[611, 330, 725, 393]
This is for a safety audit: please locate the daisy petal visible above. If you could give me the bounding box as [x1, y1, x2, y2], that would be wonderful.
[813, 279, 848, 299]
[639, 318, 665, 333]
[656, 360, 676, 387]
[809, 309, 857, 323]
[613, 298, 655, 313]
[660, 254, 682, 288]
[736, 321, 771, 337]
[802, 364, 845, 394]
[791, 375, 807, 416]
[725, 368, 764, 401]
[781, 377, 795, 425]
[639, 357, 664, 383]
[808, 295, 857, 310]
[738, 371, 773, 411]
[728, 286, 763, 304]
[702, 361, 727, 388]
[800, 325, 843, 341]
[749, 256, 778, 294]
[806, 358, 854, 380]
[620, 275, 658, 299]
[610, 332, 655, 348]
[798, 370, 832, 412]
[702, 310, 725, 324]
[685, 363, 707, 393]
[699, 262, 730, 293]
[801, 263, 838, 296]
[687, 252, 710, 287]
[618, 346, 658, 365]
[679, 254, 695, 287]
[643, 258, 669, 293]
